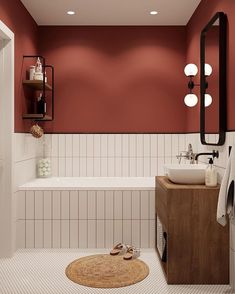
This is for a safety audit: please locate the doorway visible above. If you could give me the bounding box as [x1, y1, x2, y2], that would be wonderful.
[0, 20, 14, 257]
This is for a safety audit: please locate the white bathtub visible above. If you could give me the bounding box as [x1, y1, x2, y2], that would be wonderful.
[19, 177, 155, 191]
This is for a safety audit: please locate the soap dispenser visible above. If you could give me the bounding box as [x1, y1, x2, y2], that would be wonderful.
[205, 158, 217, 187]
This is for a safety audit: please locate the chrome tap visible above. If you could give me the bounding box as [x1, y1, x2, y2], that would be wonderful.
[176, 143, 196, 164]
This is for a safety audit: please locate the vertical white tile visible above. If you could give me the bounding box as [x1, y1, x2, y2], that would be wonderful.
[123, 220, 132, 245]
[140, 220, 149, 248]
[65, 134, 73, 157]
[97, 191, 105, 220]
[149, 191, 155, 220]
[52, 220, 60, 248]
[137, 157, 144, 177]
[26, 220, 34, 248]
[79, 220, 88, 248]
[72, 158, 80, 176]
[51, 134, 58, 157]
[150, 134, 158, 157]
[88, 191, 96, 220]
[122, 158, 129, 177]
[149, 220, 155, 248]
[143, 157, 150, 176]
[72, 134, 80, 157]
[144, 134, 151, 157]
[87, 157, 94, 177]
[114, 220, 123, 245]
[26, 191, 34, 220]
[86, 135, 94, 157]
[105, 191, 114, 220]
[157, 134, 164, 157]
[79, 158, 87, 176]
[141, 191, 149, 219]
[70, 220, 78, 248]
[114, 191, 122, 220]
[129, 134, 137, 157]
[79, 191, 87, 220]
[150, 157, 158, 176]
[35, 220, 43, 248]
[108, 134, 115, 157]
[101, 158, 108, 176]
[61, 191, 69, 219]
[58, 158, 66, 176]
[158, 157, 165, 176]
[93, 134, 101, 157]
[51, 157, 59, 177]
[164, 134, 172, 157]
[43, 191, 52, 220]
[88, 220, 96, 248]
[172, 134, 179, 157]
[179, 134, 186, 152]
[93, 158, 101, 177]
[70, 191, 79, 220]
[79, 134, 87, 157]
[132, 191, 140, 220]
[115, 134, 122, 157]
[97, 220, 105, 248]
[108, 157, 115, 176]
[35, 191, 43, 220]
[16, 220, 25, 249]
[105, 220, 114, 248]
[61, 220, 69, 248]
[52, 191, 60, 220]
[17, 191, 25, 220]
[43, 220, 52, 248]
[115, 158, 122, 177]
[123, 191, 132, 220]
[101, 134, 108, 157]
[122, 134, 129, 157]
[130, 158, 137, 177]
[65, 158, 73, 177]
[137, 134, 144, 157]
[58, 134, 66, 157]
[132, 220, 140, 248]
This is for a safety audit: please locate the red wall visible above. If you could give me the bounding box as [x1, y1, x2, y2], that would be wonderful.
[39, 26, 187, 133]
[0, 0, 38, 132]
[186, 0, 235, 132]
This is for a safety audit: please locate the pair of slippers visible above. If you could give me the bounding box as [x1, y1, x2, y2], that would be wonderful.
[110, 243, 140, 260]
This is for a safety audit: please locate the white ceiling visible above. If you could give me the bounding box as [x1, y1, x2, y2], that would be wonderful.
[20, 0, 201, 26]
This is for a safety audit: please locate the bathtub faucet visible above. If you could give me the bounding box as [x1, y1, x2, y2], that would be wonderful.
[176, 143, 196, 164]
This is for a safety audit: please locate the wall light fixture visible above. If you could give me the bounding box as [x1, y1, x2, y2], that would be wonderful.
[184, 63, 212, 107]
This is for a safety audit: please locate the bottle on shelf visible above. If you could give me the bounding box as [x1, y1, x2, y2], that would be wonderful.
[37, 93, 47, 114]
[34, 57, 43, 81]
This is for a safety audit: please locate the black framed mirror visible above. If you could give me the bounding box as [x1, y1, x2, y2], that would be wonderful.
[200, 12, 227, 146]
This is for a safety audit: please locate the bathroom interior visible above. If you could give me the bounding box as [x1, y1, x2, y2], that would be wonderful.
[0, 0, 234, 293]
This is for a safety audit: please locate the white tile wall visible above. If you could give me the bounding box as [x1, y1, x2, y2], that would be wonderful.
[16, 189, 155, 249]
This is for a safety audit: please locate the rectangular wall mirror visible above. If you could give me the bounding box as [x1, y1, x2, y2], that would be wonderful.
[200, 12, 227, 146]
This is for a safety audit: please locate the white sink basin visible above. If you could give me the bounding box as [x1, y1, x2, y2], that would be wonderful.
[164, 164, 207, 184]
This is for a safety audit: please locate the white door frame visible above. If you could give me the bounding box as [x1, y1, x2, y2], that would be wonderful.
[0, 20, 14, 257]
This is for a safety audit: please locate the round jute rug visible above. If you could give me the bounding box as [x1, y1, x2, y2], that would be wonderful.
[65, 254, 149, 288]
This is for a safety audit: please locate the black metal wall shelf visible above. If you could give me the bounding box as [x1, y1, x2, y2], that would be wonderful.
[22, 55, 54, 122]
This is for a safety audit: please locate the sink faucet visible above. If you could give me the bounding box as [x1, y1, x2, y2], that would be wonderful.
[176, 143, 196, 164]
[195, 150, 219, 163]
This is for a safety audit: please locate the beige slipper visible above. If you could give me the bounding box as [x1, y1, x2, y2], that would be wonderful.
[110, 243, 128, 256]
[123, 246, 140, 260]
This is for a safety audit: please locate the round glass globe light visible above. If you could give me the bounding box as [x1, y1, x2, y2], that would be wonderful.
[205, 63, 212, 76]
[184, 94, 198, 107]
[184, 63, 198, 77]
[205, 94, 212, 107]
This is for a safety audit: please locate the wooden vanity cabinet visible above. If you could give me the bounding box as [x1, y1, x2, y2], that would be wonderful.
[155, 176, 229, 284]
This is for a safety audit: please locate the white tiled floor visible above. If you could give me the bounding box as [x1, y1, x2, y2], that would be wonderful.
[0, 249, 233, 294]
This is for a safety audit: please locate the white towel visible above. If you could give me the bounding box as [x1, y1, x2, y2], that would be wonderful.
[217, 147, 235, 226]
